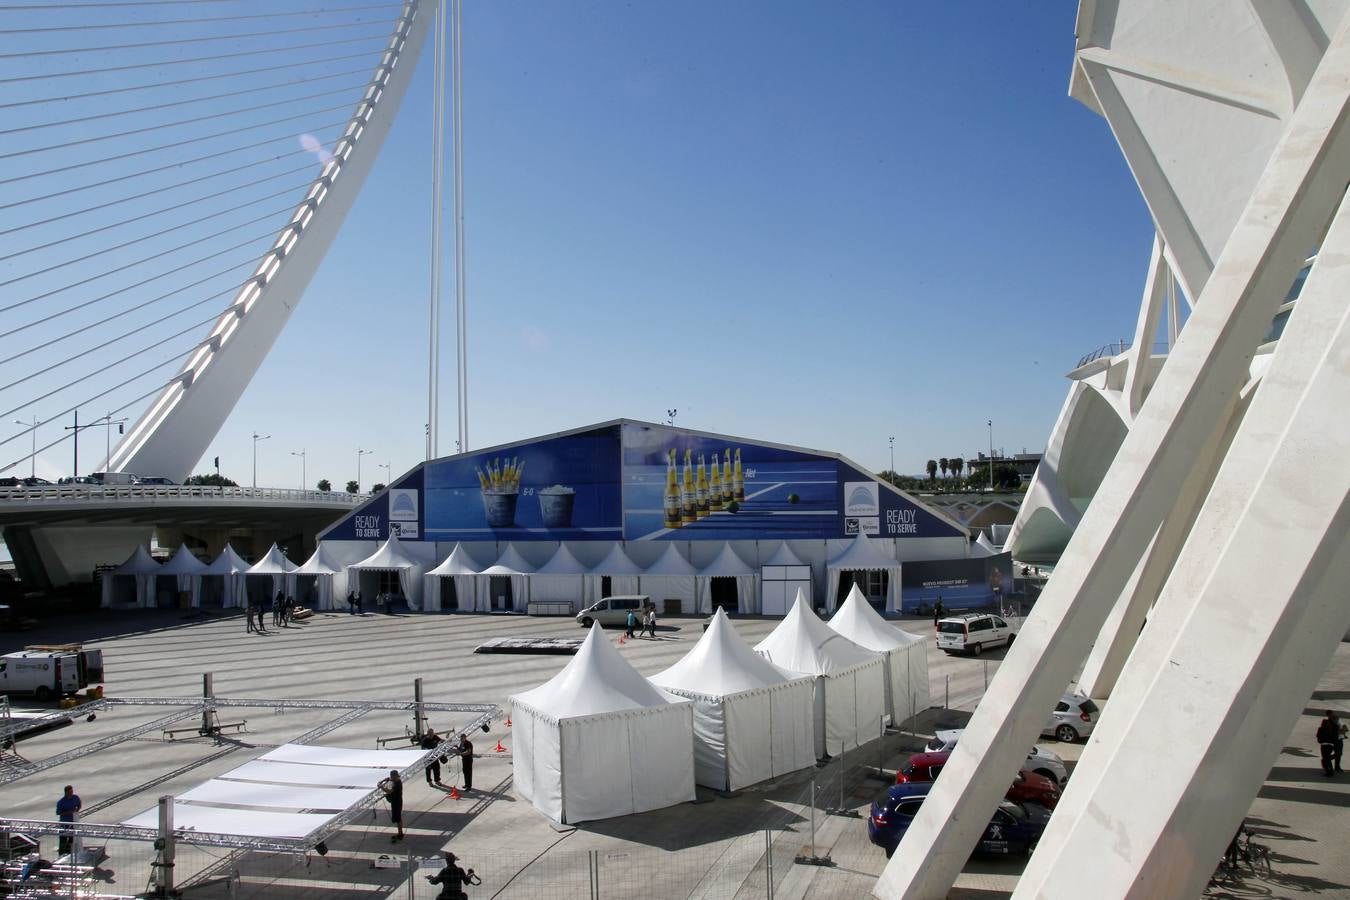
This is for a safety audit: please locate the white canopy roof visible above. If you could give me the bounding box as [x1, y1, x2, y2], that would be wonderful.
[294, 543, 342, 576]
[158, 544, 208, 576]
[762, 542, 807, 567]
[203, 544, 251, 575]
[829, 585, 924, 651]
[827, 532, 900, 571]
[427, 543, 481, 577]
[973, 531, 998, 557]
[247, 543, 297, 576]
[590, 543, 645, 575]
[112, 544, 160, 576]
[755, 589, 879, 675]
[481, 543, 536, 575]
[651, 608, 804, 697]
[644, 543, 699, 576]
[697, 543, 755, 577]
[536, 543, 589, 575]
[513, 623, 679, 720]
[350, 533, 420, 570]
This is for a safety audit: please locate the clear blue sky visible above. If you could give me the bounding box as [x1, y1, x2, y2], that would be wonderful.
[3, 1, 1152, 489]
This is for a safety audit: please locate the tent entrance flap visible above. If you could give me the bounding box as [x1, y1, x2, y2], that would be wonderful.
[835, 570, 888, 610]
[709, 577, 739, 611]
[490, 575, 513, 611]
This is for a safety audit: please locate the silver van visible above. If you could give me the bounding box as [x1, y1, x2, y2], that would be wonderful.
[576, 595, 650, 628]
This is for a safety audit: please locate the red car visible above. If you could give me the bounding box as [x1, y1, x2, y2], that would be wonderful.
[896, 751, 1061, 810]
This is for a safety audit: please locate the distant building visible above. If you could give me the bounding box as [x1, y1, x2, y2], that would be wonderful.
[966, 452, 1042, 484]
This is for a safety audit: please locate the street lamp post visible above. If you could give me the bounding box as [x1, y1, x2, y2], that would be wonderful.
[251, 432, 271, 489]
[13, 417, 37, 479]
[378, 461, 391, 487]
[888, 436, 895, 482]
[290, 449, 306, 490]
[356, 448, 372, 491]
[987, 419, 994, 492]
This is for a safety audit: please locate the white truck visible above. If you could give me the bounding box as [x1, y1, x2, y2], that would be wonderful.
[0, 646, 103, 702]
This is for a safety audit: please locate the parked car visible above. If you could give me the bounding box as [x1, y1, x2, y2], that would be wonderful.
[895, 751, 1060, 809]
[867, 781, 1052, 858]
[133, 476, 176, 486]
[1043, 692, 1099, 743]
[925, 728, 1068, 785]
[935, 613, 1015, 655]
[575, 595, 650, 628]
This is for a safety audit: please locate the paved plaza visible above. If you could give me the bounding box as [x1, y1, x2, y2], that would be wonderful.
[2, 608, 1346, 898]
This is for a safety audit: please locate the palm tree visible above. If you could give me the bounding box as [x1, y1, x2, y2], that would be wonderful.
[939, 457, 949, 481]
[926, 459, 938, 484]
[951, 456, 964, 483]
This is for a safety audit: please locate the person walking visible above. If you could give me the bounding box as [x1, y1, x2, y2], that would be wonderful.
[254, 600, 266, 634]
[458, 735, 474, 791]
[246, 600, 256, 633]
[645, 605, 657, 639]
[1317, 710, 1339, 776]
[422, 728, 443, 786]
[378, 770, 404, 840]
[625, 608, 638, 639]
[56, 784, 82, 856]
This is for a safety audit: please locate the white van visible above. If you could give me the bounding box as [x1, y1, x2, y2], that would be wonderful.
[935, 613, 1015, 656]
[576, 595, 650, 628]
[0, 651, 82, 701]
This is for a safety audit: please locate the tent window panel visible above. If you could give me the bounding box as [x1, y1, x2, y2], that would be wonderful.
[710, 576, 738, 612]
[490, 575, 513, 611]
[836, 570, 888, 609]
[377, 570, 401, 598]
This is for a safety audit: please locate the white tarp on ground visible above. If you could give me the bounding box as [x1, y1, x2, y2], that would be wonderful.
[695, 543, 759, 615]
[825, 533, 902, 613]
[531, 543, 588, 610]
[650, 608, 815, 790]
[247, 543, 297, 603]
[101, 545, 160, 608]
[158, 544, 207, 607]
[829, 584, 931, 724]
[201, 544, 250, 608]
[121, 804, 334, 838]
[640, 543, 699, 613]
[348, 534, 425, 610]
[755, 589, 887, 757]
[510, 624, 695, 824]
[477, 544, 536, 612]
[584, 543, 645, 606]
[422, 544, 481, 612]
[293, 544, 342, 610]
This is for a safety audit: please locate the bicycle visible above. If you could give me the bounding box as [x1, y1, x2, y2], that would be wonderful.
[1239, 829, 1273, 878]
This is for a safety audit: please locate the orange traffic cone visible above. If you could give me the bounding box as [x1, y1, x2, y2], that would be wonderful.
[450, 784, 461, 800]
[494, 739, 506, 753]
[618, 634, 627, 645]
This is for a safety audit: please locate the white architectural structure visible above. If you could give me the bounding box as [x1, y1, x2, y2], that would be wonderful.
[878, 2, 1350, 897]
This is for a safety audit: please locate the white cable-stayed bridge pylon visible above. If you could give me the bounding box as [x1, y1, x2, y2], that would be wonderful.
[0, 0, 440, 482]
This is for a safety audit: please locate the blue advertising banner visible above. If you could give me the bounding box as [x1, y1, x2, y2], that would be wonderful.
[835, 463, 963, 540]
[899, 552, 1015, 612]
[421, 426, 623, 541]
[323, 468, 424, 541]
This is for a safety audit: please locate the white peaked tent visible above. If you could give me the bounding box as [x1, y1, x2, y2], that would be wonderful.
[695, 543, 759, 614]
[755, 590, 887, 757]
[201, 544, 250, 608]
[476, 544, 535, 612]
[510, 624, 696, 824]
[761, 541, 813, 616]
[532, 543, 588, 610]
[293, 544, 342, 610]
[247, 543, 297, 603]
[650, 608, 815, 790]
[101, 545, 160, 608]
[421, 544, 480, 612]
[585, 543, 645, 605]
[826, 532, 902, 613]
[639, 543, 699, 614]
[159, 544, 208, 608]
[972, 531, 998, 558]
[348, 533, 425, 610]
[829, 585, 930, 725]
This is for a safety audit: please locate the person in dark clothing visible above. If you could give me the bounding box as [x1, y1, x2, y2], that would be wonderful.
[246, 600, 256, 633]
[933, 598, 944, 627]
[1316, 710, 1339, 776]
[378, 770, 404, 840]
[625, 609, 637, 639]
[458, 736, 474, 791]
[1334, 711, 1346, 773]
[55, 785, 81, 856]
[273, 590, 284, 627]
[422, 728, 443, 785]
[254, 601, 266, 633]
[426, 851, 479, 899]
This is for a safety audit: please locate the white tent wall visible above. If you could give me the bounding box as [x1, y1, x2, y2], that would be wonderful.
[908, 643, 931, 716]
[718, 683, 815, 790]
[511, 703, 563, 822]
[820, 659, 887, 756]
[638, 574, 697, 613]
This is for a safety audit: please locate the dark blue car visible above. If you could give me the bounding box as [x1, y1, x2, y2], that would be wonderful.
[867, 782, 1052, 858]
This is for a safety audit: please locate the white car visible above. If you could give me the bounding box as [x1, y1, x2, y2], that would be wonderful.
[1041, 692, 1098, 743]
[935, 613, 1015, 656]
[925, 728, 1069, 785]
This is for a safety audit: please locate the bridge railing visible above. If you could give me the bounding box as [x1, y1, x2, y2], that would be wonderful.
[0, 485, 369, 504]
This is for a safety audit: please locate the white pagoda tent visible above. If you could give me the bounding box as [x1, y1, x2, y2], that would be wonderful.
[531, 543, 589, 610]
[101, 545, 160, 608]
[200, 544, 250, 608]
[246, 543, 297, 606]
[348, 534, 425, 610]
[293, 544, 342, 610]
[650, 608, 815, 790]
[475, 544, 535, 612]
[695, 543, 759, 615]
[421, 544, 481, 612]
[755, 589, 886, 757]
[510, 624, 696, 824]
[585, 543, 645, 607]
[639, 543, 699, 614]
[829, 584, 930, 725]
[158, 544, 208, 608]
[972, 531, 999, 558]
[825, 533, 902, 613]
